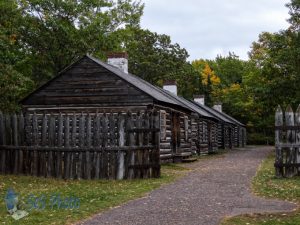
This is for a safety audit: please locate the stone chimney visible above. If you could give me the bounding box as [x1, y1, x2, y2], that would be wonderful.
[107, 52, 128, 73]
[213, 103, 222, 112]
[194, 95, 205, 105]
[163, 80, 177, 96]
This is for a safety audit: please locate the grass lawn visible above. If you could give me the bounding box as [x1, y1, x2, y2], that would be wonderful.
[222, 151, 300, 225]
[0, 163, 189, 225]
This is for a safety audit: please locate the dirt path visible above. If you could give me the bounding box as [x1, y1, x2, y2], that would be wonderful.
[78, 146, 296, 225]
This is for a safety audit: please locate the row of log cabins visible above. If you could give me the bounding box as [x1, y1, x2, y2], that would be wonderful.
[20, 53, 246, 162]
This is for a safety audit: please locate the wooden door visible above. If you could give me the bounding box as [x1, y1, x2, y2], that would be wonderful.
[171, 112, 181, 154]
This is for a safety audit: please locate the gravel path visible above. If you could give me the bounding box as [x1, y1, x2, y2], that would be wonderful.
[78, 146, 296, 225]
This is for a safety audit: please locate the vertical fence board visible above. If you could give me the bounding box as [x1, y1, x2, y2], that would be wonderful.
[94, 113, 101, 179]
[78, 113, 85, 179]
[275, 106, 284, 177]
[0, 112, 5, 173]
[101, 114, 108, 179]
[48, 115, 55, 177]
[109, 113, 116, 179]
[70, 113, 77, 179]
[127, 112, 135, 179]
[18, 114, 25, 174]
[285, 105, 296, 177]
[64, 115, 70, 179]
[0, 111, 161, 180]
[117, 113, 125, 180]
[40, 114, 47, 177]
[85, 114, 91, 179]
[32, 113, 38, 176]
[295, 105, 300, 175]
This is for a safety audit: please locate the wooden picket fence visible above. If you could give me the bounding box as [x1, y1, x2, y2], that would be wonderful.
[0, 111, 160, 180]
[275, 104, 300, 177]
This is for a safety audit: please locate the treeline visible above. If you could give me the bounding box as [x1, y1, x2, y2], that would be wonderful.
[0, 0, 299, 144]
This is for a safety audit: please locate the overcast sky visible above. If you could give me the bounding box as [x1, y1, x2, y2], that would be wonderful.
[140, 0, 290, 61]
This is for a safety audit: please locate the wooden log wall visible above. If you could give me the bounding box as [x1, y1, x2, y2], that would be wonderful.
[178, 114, 192, 156]
[159, 110, 172, 160]
[209, 121, 218, 153]
[0, 111, 160, 180]
[217, 123, 224, 149]
[275, 104, 300, 178]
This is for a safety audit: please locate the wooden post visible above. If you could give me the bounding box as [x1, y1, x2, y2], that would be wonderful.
[295, 104, 300, 175]
[275, 105, 283, 177]
[127, 112, 135, 179]
[24, 113, 32, 175]
[78, 113, 85, 179]
[101, 113, 109, 179]
[153, 111, 161, 178]
[48, 114, 55, 177]
[94, 113, 101, 179]
[85, 113, 92, 179]
[18, 113, 25, 174]
[64, 114, 70, 179]
[40, 114, 47, 177]
[56, 113, 63, 179]
[11, 114, 18, 174]
[32, 112, 38, 176]
[109, 113, 116, 179]
[136, 112, 143, 178]
[70, 113, 77, 179]
[0, 112, 5, 173]
[285, 105, 296, 177]
[117, 113, 125, 180]
[144, 111, 150, 178]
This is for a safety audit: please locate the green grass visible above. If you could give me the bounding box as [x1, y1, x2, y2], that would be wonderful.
[0, 164, 189, 225]
[222, 152, 300, 225]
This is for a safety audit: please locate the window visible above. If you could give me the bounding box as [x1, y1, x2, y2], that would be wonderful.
[184, 116, 189, 141]
[160, 110, 167, 140]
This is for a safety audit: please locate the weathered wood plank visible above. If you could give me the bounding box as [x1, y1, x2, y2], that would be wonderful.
[64, 114, 70, 179]
[285, 105, 296, 177]
[32, 113, 38, 176]
[275, 105, 284, 177]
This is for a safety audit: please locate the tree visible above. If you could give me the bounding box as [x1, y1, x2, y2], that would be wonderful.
[120, 28, 199, 98]
[191, 59, 220, 106]
[16, 0, 144, 84]
[0, 1, 34, 112]
[209, 52, 245, 87]
[0, 0, 144, 112]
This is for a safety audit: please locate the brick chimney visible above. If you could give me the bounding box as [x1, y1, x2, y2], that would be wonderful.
[213, 103, 222, 112]
[194, 95, 205, 105]
[107, 52, 128, 73]
[163, 80, 177, 96]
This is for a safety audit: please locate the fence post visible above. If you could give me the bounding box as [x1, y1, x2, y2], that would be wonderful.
[18, 113, 25, 174]
[296, 104, 300, 175]
[117, 113, 125, 180]
[94, 113, 101, 179]
[64, 114, 70, 179]
[32, 112, 38, 176]
[153, 110, 161, 178]
[0, 112, 5, 173]
[126, 112, 135, 179]
[275, 105, 283, 177]
[85, 113, 92, 179]
[285, 105, 296, 177]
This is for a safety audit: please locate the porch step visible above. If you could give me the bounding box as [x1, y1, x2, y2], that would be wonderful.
[182, 157, 198, 163]
[173, 152, 192, 163]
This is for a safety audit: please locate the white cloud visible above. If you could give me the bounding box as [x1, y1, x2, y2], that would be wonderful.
[141, 0, 290, 60]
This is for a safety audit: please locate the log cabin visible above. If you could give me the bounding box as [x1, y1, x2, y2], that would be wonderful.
[20, 53, 219, 162]
[191, 99, 236, 149]
[210, 104, 246, 148]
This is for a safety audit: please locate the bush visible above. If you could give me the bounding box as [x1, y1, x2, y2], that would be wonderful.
[247, 132, 274, 145]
